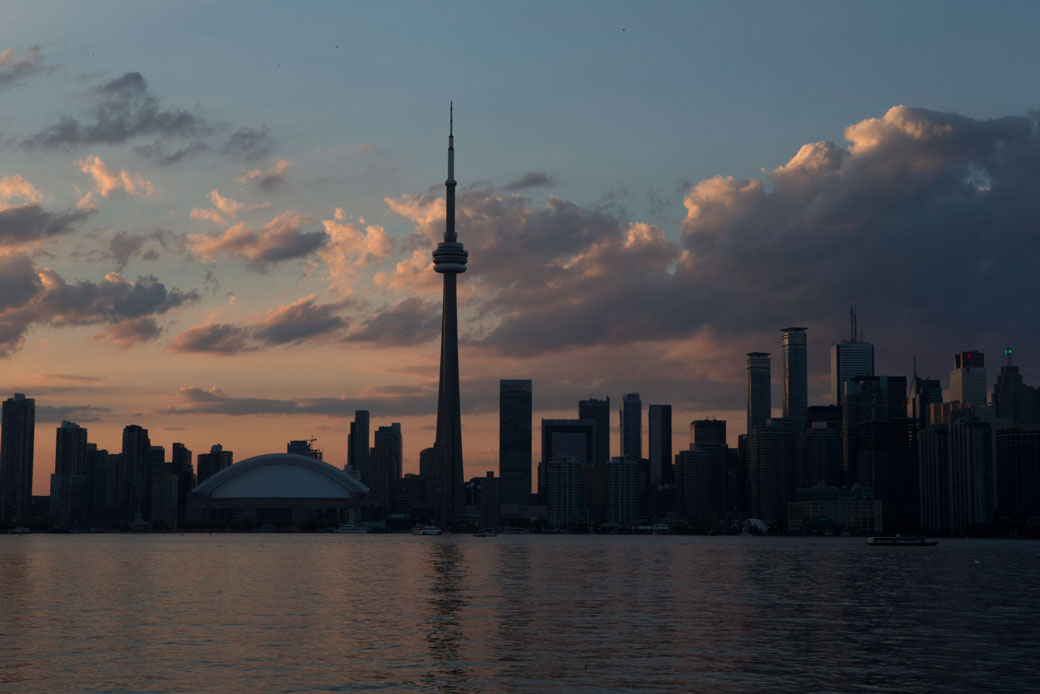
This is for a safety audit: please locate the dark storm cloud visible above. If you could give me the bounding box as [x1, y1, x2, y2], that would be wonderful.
[344, 298, 440, 346]
[503, 172, 557, 192]
[0, 46, 53, 88]
[220, 125, 274, 162]
[387, 105, 1040, 373]
[23, 72, 209, 150]
[0, 204, 93, 246]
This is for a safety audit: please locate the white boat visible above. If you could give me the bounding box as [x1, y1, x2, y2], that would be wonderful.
[336, 523, 371, 534]
[411, 525, 442, 536]
[7, 526, 30, 535]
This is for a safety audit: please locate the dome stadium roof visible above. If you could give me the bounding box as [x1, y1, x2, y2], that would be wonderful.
[193, 453, 369, 499]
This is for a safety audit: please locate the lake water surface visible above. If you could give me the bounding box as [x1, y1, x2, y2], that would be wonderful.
[1, 534, 1038, 693]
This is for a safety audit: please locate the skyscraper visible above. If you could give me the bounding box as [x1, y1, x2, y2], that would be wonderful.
[499, 379, 532, 505]
[347, 410, 371, 485]
[0, 393, 35, 522]
[746, 353, 771, 436]
[578, 396, 610, 465]
[620, 393, 642, 460]
[781, 327, 808, 434]
[648, 404, 672, 485]
[950, 350, 987, 406]
[830, 308, 874, 404]
[431, 105, 468, 526]
[51, 420, 88, 530]
[122, 424, 151, 522]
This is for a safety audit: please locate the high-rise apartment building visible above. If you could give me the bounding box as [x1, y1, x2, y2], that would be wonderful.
[196, 444, 233, 486]
[0, 393, 35, 522]
[620, 393, 642, 460]
[949, 350, 987, 407]
[604, 457, 641, 527]
[648, 404, 672, 485]
[578, 396, 611, 465]
[909, 372, 943, 428]
[122, 424, 152, 522]
[746, 353, 771, 436]
[500, 379, 532, 504]
[781, 327, 808, 434]
[347, 410, 371, 485]
[748, 418, 796, 525]
[830, 307, 875, 404]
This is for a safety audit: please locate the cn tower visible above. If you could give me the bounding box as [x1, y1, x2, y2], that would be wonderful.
[431, 104, 467, 526]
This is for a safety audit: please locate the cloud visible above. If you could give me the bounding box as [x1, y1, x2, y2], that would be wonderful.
[190, 190, 269, 224]
[24, 72, 208, 150]
[186, 210, 326, 270]
[221, 125, 274, 162]
[0, 259, 197, 356]
[377, 105, 1040, 370]
[316, 207, 395, 295]
[101, 229, 173, 270]
[75, 155, 155, 198]
[159, 384, 438, 418]
[134, 139, 209, 166]
[93, 316, 163, 349]
[168, 322, 255, 355]
[35, 403, 113, 423]
[237, 159, 291, 191]
[503, 172, 557, 192]
[168, 295, 351, 354]
[0, 46, 53, 88]
[0, 175, 43, 203]
[0, 202, 93, 248]
[344, 297, 439, 346]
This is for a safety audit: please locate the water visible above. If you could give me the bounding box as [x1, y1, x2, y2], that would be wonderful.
[1, 535, 1038, 693]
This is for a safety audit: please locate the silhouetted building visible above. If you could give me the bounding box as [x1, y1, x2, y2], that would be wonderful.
[288, 439, 323, 460]
[749, 418, 796, 525]
[419, 447, 435, 480]
[781, 327, 808, 434]
[692, 419, 726, 447]
[746, 353, 771, 436]
[49, 472, 85, 530]
[347, 410, 371, 484]
[909, 372, 943, 428]
[500, 379, 532, 504]
[85, 443, 109, 523]
[579, 396, 610, 465]
[430, 108, 468, 527]
[830, 307, 875, 404]
[480, 471, 500, 529]
[393, 473, 428, 515]
[171, 443, 193, 522]
[370, 425, 401, 511]
[150, 464, 178, 528]
[950, 350, 987, 407]
[788, 485, 881, 534]
[540, 419, 596, 498]
[0, 393, 35, 522]
[857, 417, 917, 531]
[604, 457, 641, 527]
[842, 375, 907, 486]
[648, 404, 672, 485]
[992, 353, 1039, 423]
[919, 415, 994, 534]
[620, 393, 642, 460]
[122, 424, 151, 522]
[196, 444, 233, 486]
[995, 425, 1040, 517]
[676, 442, 726, 529]
[546, 455, 584, 529]
[799, 417, 842, 488]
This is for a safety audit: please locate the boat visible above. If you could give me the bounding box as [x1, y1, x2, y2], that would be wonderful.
[472, 530, 498, 537]
[7, 526, 30, 535]
[411, 525, 442, 536]
[866, 536, 937, 546]
[336, 523, 371, 534]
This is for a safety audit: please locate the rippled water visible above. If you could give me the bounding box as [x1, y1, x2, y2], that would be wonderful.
[1, 534, 1038, 693]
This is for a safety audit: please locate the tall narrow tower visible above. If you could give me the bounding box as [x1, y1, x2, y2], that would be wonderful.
[431, 104, 468, 526]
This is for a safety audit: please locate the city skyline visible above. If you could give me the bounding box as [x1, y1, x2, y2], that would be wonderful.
[2, 3, 1040, 493]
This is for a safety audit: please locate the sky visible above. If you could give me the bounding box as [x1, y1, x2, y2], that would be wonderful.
[2, 1, 1040, 493]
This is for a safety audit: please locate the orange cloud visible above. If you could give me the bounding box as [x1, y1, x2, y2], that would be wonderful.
[75, 155, 155, 198]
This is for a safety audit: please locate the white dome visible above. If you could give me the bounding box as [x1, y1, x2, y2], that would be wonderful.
[194, 453, 369, 500]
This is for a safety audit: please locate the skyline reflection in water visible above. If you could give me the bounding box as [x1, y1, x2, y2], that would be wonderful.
[1, 535, 1038, 693]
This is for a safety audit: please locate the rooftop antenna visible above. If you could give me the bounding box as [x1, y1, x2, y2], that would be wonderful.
[1005, 347, 1014, 366]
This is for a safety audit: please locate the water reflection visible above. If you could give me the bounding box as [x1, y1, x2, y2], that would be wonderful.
[422, 540, 471, 692]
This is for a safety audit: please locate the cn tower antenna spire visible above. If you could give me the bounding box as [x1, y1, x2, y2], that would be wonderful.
[445, 102, 456, 242]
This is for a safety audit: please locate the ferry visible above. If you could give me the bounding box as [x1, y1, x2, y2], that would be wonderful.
[866, 536, 938, 547]
[411, 525, 442, 536]
[7, 526, 30, 535]
[335, 523, 371, 534]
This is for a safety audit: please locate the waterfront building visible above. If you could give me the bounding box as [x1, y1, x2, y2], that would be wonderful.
[992, 353, 1039, 423]
[856, 417, 918, 531]
[648, 404, 672, 485]
[787, 485, 882, 534]
[122, 424, 152, 522]
[909, 371, 943, 428]
[196, 444, 233, 486]
[0, 393, 35, 522]
[604, 457, 641, 527]
[691, 419, 726, 447]
[675, 442, 726, 529]
[620, 393, 642, 460]
[430, 106, 468, 527]
[994, 425, 1040, 517]
[546, 455, 584, 529]
[578, 396, 611, 465]
[841, 375, 907, 486]
[370, 425, 401, 510]
[949, 350, 987, 407]
[171, 443, 193, 521]
[781, 327, 808, 434]
[500, 379, 533, 504]
[749, 418, 796, 525]
[480, 471, 501, 529]
[919, 415, 994, 534]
